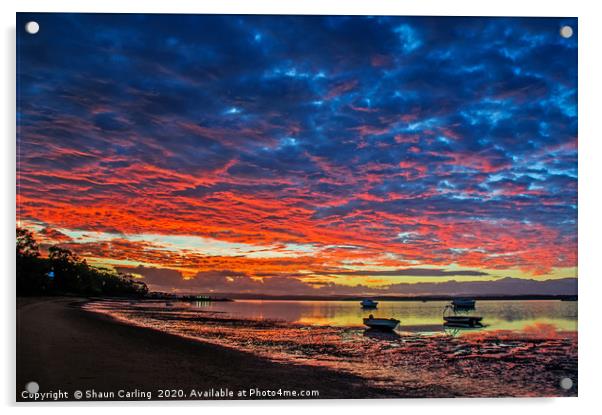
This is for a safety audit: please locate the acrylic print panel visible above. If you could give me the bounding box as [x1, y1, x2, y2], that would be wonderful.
[16, 13, 578, 401]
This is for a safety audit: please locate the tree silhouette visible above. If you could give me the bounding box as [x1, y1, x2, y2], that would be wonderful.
[17, 228, 39, 258]
[16, 227, 148, 297]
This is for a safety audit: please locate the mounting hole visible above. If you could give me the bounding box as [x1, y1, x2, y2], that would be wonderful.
[25, 381, 39, 393]
[25, 21, 40, 35]
[560, 377, 573, 390]
[560, 25, 573, 39]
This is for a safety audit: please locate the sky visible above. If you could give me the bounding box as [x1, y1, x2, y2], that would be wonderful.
[16, 14, 578, 295]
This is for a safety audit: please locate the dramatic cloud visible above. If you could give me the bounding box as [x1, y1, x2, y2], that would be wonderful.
[17, 14, 577, 294]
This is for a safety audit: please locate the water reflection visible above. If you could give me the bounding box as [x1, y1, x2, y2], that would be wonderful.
[443, 325, 485, 337]
[189, 300, 577, 334]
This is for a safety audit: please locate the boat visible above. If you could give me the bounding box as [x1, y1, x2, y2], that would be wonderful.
[363, 314, 399, 331]
[443, 315, 483, 327]
[443, 303, 484, 328]
[443, 304, 483, 328]
[360, 299, 378, 308]
[451, 298, 476, 309]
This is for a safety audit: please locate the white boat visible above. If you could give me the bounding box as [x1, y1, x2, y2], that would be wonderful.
[363, 314, 399, 331]
[360, 299, 378, 308]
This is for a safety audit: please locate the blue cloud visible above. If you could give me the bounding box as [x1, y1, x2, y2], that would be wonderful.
[17, 13, 577, 273]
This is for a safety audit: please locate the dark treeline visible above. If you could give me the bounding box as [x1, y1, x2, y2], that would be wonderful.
[17, 227, 148, 297]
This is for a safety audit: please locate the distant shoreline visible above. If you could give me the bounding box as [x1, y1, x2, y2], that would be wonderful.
[185, 294, 578, 302]
[23, 293, 578, 302]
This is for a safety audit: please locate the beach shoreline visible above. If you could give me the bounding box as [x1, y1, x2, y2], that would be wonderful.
[17, 297, 433, 402]
[16, 297, 577, 401]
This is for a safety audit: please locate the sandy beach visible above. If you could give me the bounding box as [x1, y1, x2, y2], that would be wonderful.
[17, 297, 425, 401]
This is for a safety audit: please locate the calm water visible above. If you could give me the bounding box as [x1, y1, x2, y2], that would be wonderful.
[183, 299, 577, 333]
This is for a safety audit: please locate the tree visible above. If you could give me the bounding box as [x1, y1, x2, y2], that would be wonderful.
[16, 228, 48, 295]
[17, 227, 39, 258]
[48, 246, 79, 263]
[48, 246, 82, 292]
[17, 227, 150, 298]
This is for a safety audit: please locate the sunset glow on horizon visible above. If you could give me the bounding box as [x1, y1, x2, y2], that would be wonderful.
[17, 14, 577, 295]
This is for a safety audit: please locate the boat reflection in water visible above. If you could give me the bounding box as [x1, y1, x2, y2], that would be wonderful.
[363, 327, 402, 341]
[444, 315, 483, 327]
[444, 324, 485, 337]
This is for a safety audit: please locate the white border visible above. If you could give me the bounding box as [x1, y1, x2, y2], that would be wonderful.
[3, 0, 601, 413]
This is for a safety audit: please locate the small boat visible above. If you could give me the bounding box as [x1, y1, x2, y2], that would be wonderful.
[451, 298, 476, 309]
[360, 299, 378, 308]
[443, 304, 483, 328]
[363, 314, 399, 331]
[443, 316, 483, 327]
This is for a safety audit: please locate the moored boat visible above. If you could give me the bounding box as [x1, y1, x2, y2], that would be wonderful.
[443, 315, 483, 327]
[451, 298, 476, 309]
[443, 304, 483, 328]
[360, 299, 378, 308]
[363, 314, 399, 331]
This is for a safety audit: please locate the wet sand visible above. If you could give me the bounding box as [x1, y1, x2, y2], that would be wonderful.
[17, 297, 447, 401]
